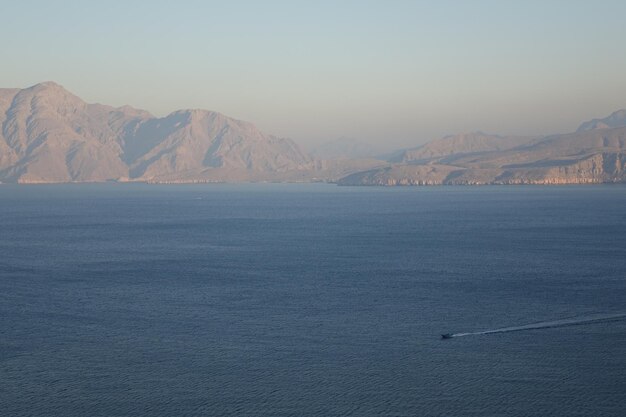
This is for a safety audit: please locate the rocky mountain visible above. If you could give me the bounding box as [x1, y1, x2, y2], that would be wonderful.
[0, 82, 315, 183]
[577, 109, 626, 132]
[338, 117, 626, 186]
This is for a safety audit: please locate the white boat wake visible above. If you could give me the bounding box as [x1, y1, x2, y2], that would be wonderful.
[445, 313, 626, 339]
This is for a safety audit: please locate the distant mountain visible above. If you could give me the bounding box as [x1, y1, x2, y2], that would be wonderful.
[338, 126, 626, 186]
[577, 109, 626, 132]
[311, 137, 383, 160]
[0, 82, 314, 183]
[390, 132, 537, 163]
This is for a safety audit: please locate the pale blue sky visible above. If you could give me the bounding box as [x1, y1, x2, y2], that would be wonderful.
[2, 0, 626, 148]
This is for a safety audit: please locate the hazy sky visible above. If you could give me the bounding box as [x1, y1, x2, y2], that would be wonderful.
[3, 0, 626, 148]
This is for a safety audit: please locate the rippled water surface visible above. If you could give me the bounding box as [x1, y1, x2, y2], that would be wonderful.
[1, 184, 626, 416]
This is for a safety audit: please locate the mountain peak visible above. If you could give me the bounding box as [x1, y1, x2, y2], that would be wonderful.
[29, 81, 65, 90]
[21, 81, 82, 103]
[171, 108, 223, 119]
[37, 80, 61, 86]
[577, 109, 626, 132]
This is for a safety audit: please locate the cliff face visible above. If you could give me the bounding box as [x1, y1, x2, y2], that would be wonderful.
[338, 152, 626, 186]
[493, 153, 626, 185]
[0, 82, 314, 183]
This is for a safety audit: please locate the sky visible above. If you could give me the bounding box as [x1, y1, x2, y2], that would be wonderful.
[2, 0, 626, 149]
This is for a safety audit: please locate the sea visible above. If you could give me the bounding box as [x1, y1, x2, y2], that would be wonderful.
[1, 183, 625, 416]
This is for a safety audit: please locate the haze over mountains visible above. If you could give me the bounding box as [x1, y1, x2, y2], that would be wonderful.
[1, 82, 625, 185]
[310, 137, 383, 160]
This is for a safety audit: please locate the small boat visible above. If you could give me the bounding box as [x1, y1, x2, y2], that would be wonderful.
[441, 333, 453, 339]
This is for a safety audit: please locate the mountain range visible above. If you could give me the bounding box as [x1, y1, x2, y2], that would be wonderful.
[1, 82, 625, 185]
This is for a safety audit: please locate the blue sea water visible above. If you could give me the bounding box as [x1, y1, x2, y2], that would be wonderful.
[1, 183, 625, 416]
